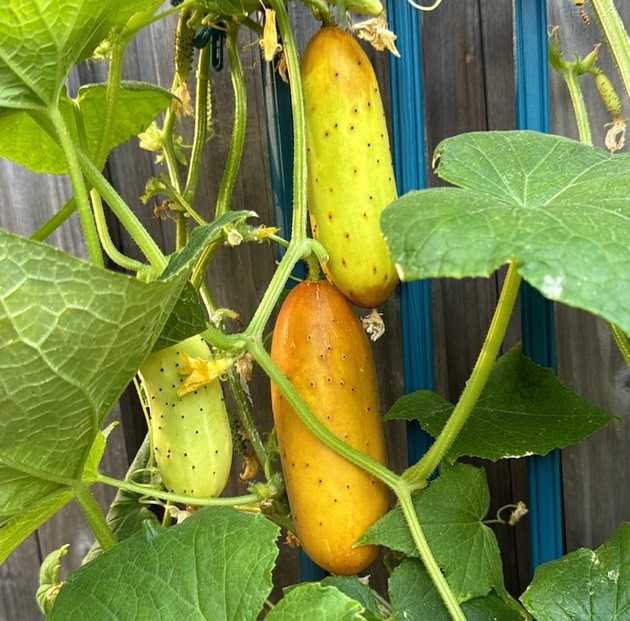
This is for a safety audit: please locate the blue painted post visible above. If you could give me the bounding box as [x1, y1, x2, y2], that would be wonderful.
[261, 56, 323, 582]
[513, 0, 565, 570]
[386, 1, 434, 464]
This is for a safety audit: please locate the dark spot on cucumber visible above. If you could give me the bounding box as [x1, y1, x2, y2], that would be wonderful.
[324, 130, 329, 137]
[215, 449, 219, 454]
[367, 143, 371, 148]
[327, 211, 333, 221]
[184, 452, 188, 457]
[362, 212, 368, 219]
[344, 232, 350, 239]
[318, 479, 323, 484]
[309, 380, 315, 388]
[350, 125, 355, 131]
[306, 334, 312, 341]
[334, 498, 338, 503]
[341, 258, 347, 267]
[339, 380, 345, 386]
[372, 265, 377, 274]
[346, 484, 351, 490]
[195, 430, 199, 434]
[334, 71, 339, 77]
[160, 368, 164, 372]
[192, 465, 196, 470]
[353, 106, 358, 113]
[369, 195, 373, 200]
[334, 122, 338, 128]
[326, 377, 332, 383]
[353, 167, 358, 174]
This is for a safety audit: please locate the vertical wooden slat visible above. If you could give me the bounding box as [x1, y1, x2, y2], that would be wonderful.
[548, 0, 630, 551]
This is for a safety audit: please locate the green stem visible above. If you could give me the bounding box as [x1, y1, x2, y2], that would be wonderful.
[30, 199, 77, 241]
[162, 102, 183, 192]
[226, 368, 271, 479]
[215, 24, 248, 218]
[564, 70, 593, 145]
[405, 262, 522, 486]
[78, 151, 167, 271]
[48, 107, 104, 267]
[95, 42, 125, 169]
[97, 474, 259, 507]
[91, 190, 145, 271]
[270, 0, 308, 240]
[591, 0, 630, 100]
[246, 241, 305, 337]
[75, 485, 117, 551]
[397, 488, 466, 621]
[249, 340, 399, 488]
[184, 45, 211, 203]
[611, 324, 630, 367]
[170, 185, 207, 226]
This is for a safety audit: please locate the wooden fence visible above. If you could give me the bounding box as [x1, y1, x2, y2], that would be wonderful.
[1, 1, 629, 618]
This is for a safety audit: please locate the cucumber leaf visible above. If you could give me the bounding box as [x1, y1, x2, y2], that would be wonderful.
[0, 0, 115, 110]
[390, 559, 530, 620]
[0, 83, 172, 175]
[51, 508, 279, 620]
[266, 584, 367, 621]
[521, 523, 630, 620]
[360, 464, 504, 602]
[386, 346, 612, 461]
[382, 131, 630, 334]
[0, 490, 74, 564]
[321, 577, 385, 621]
[0, 227, 206, 522]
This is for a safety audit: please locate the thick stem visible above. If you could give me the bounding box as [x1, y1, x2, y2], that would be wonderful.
[405, 262, 522, 486]
[162, 103, 183, 192]
[75, 485, 117, 551]
[215, 24, 248, 218]
[95, 43, 125, 169]
[30, 199, 77, 241]
[48, 107, 104, 267]
[270, 0, 308, 240]
[591, 0, 630, 101]
[249, 339, 399, 488]
[564, 70, 593, 145]
[246, 241, 305, 337]
[397, 487, 466, 621]
[97, 474, 259, 507]
[91, 190, 145, 271]
[226, 369, 271, 478]
[184, 45, 211, 203]
[78, 151, 167, 271]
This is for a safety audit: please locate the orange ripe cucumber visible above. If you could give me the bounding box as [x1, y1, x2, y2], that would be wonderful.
[271, 280, 389, 575]
[301, 27, 398, 308]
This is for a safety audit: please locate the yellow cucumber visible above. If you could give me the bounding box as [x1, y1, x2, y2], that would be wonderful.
[271, 280, 389, 575]
[140, 335, 232, 498]
[302, 27, 398, 308]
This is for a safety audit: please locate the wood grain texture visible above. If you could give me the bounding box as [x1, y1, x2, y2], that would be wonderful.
[548, 0, 630, 552]
[422, 0, 530, 594]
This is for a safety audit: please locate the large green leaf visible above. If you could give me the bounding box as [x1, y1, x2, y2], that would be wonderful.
[0, 0, 115, 110]
[51, 508, 280, 620]
[0, 83, 171, 175]
[360, 464, 504, 602]
[387, 346, 612, 461]
[76, 81, 173, 162]
[382, 131, 630, 334]
[521, 523, 630, 620]
[389, 559, 530, 621]
[0, 490, 74, 564]
[321, 577, 385, 621]
[266, 584, 367, 621]
[0, 230, 189, 520]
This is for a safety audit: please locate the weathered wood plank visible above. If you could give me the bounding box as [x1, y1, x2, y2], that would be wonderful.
[548, 0, 630, 552]
[422, 0, 530, 594]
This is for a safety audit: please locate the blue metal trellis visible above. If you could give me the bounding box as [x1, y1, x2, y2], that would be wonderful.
[513, 0, 565, 571]
[386, 0, 434, 465]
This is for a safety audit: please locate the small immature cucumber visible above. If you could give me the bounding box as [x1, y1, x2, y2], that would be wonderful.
[271, 280, 389, 575]
[140, 335, 232, 498]
[302, 27, 398, 308]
